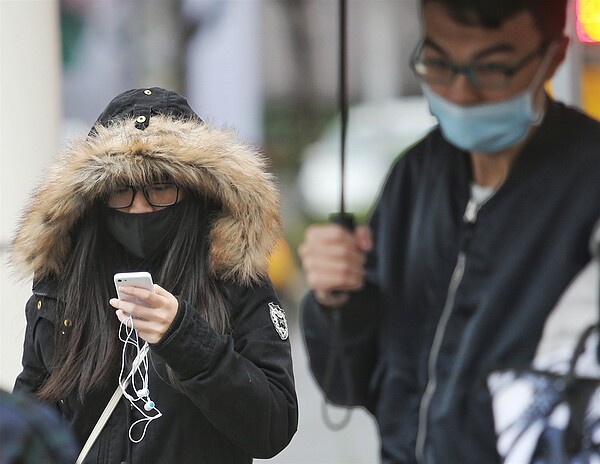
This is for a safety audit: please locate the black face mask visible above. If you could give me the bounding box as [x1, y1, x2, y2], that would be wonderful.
[102, 201, 186, 259]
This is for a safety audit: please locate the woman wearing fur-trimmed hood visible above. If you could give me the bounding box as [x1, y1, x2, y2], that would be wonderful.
[12, 87, 298, 463]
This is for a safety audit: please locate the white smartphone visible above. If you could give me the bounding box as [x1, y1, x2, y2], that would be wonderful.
[114, 272, 154, 306]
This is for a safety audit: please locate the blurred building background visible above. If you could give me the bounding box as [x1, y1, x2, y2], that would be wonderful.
[2, 0, 600, 462]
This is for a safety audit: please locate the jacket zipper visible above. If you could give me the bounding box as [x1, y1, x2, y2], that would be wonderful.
[415, 197, 480, 464]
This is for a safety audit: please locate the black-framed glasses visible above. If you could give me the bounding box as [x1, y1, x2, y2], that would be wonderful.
[104, 183, 180, 209]
[410, 41, 548, 90]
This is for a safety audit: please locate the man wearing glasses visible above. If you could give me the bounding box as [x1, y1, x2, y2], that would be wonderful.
[298, 0, 600, 462]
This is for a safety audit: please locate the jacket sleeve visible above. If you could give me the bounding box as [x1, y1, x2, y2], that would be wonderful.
[13, 295, 54, 395]
[300, 280, 380, 412]
[149, 279, 297, 459]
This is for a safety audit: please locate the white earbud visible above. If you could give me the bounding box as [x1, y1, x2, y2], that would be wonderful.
[144, 401, 155, 412]
[136, 388, 149, 398]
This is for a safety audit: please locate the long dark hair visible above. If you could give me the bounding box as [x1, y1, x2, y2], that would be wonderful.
[38, 195, 229, 403]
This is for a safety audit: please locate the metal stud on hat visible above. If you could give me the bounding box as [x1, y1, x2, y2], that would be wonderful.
[89, 87, 203, 135]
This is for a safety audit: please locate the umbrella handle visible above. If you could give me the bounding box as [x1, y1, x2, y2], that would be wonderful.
[329, 212, 355, 231]
[320, 211, 356, 430]
[329, 212, 356, 299]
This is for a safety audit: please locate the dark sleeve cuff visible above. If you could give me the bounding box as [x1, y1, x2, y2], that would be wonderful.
[154, 296, 186, 344]
[302, 283, 380, 341]
[150, 299, 222, 379]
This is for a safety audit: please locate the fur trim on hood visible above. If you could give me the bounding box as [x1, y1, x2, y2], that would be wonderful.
[10, 115, 282, 284]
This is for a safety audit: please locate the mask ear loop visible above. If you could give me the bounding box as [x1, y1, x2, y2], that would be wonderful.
[530, 41, 560, 125]
[119, 315, 162, 443]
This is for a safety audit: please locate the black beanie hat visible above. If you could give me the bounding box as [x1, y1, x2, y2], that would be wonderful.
[92, 87, 202, 132]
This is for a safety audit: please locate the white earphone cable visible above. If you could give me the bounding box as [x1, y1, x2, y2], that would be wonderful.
[118, 315, 162, 443]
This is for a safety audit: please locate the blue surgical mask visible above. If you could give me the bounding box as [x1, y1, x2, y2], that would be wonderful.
[423, 85, 543, 153]
[422, 44, 556, 154]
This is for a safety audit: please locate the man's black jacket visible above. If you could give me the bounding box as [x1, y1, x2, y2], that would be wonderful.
[302, 100, 600, 463]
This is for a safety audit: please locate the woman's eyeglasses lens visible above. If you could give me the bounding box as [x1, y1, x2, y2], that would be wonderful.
[105, 184, 179, 208]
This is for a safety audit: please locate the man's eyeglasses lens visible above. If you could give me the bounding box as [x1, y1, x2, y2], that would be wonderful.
[410, 43, 546, 90]
[412, 58, 510, 89]
[105, 183, 179, 208]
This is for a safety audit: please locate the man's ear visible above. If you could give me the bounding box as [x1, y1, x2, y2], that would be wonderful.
[547, 34, 570, 80]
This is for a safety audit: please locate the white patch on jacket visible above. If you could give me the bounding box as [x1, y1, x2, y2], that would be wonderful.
[269, 302, 288, 341]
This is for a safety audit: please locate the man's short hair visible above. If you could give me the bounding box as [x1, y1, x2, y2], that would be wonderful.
[422, 0, 568, 39]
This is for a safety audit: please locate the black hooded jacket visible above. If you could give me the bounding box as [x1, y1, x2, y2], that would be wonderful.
[12, 88, 297, 463]
[302, 100, 600, 463]
[17, 276, 296, 463]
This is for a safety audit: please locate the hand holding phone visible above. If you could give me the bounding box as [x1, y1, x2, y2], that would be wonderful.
[114, 272, 154, 307]
[111, 272, 179, 343]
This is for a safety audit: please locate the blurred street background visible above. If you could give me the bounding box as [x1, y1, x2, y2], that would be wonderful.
[2, 0, 600, 462]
